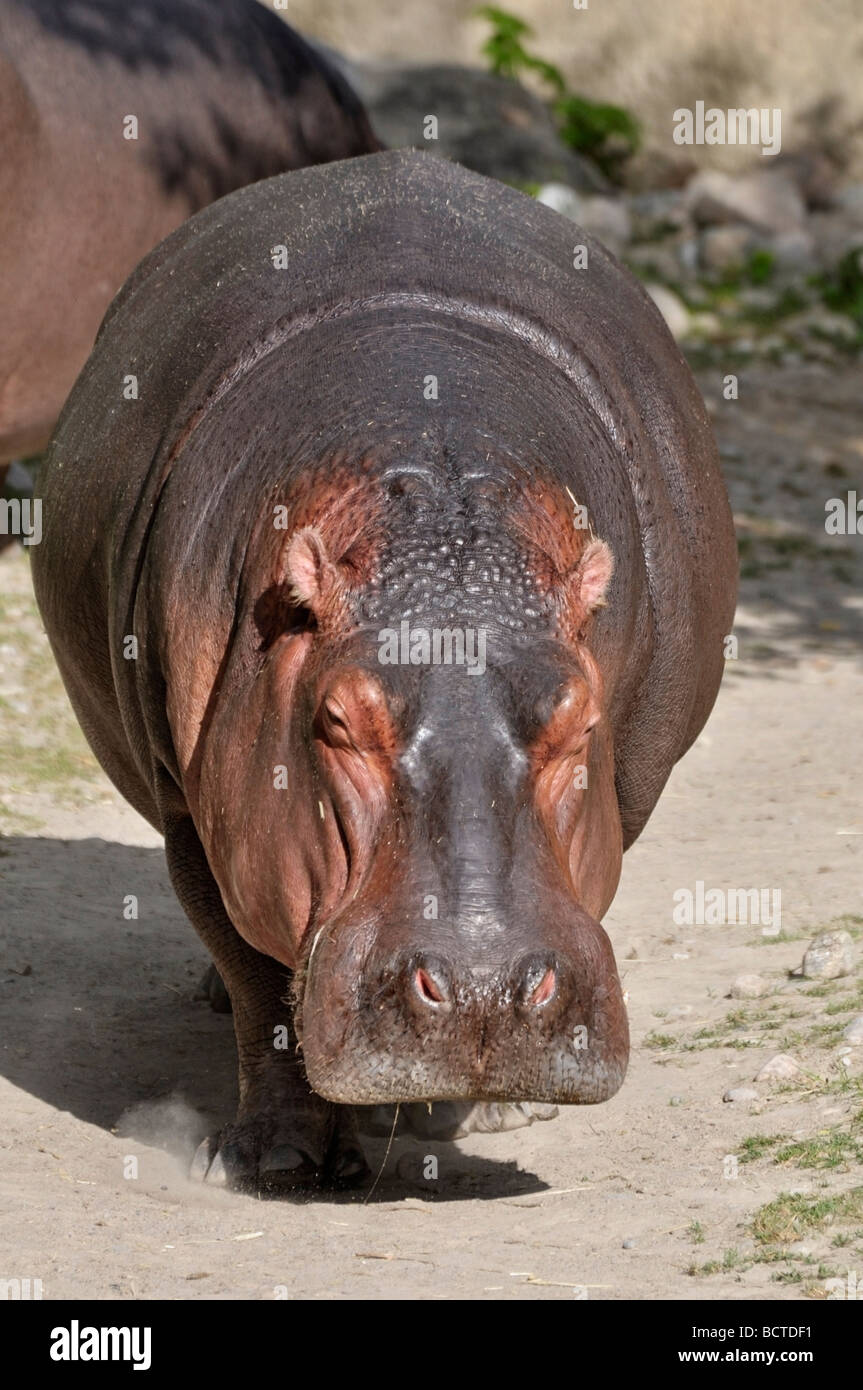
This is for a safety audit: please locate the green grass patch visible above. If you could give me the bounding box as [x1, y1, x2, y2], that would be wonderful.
[687, 1247, 744, 1277]
[741, 1128, 863, 1171]
[739, 1134, 785, 1164]
[752, 1188, 863, 1245]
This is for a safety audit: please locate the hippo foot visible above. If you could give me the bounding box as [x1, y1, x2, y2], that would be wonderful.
[193, 962, 232, 1014]
[358, 1100, 559, 1140]
[190, 1108, 370, 1194]
[443, 1101, 559, 1137]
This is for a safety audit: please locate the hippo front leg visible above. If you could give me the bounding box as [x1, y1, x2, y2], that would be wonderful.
[163, 816, 369, 1192]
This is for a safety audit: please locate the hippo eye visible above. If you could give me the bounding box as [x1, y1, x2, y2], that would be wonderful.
[318, 699, 352, 748]
[575, 715, 600, 750]
[539, 683, 585, 726]
[325, 700, 347, 729]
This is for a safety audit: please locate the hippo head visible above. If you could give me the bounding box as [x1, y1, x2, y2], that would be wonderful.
[196, 457, 629, 1107]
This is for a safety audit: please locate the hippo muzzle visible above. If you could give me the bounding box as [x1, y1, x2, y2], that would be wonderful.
[298, 903, 629, 1106]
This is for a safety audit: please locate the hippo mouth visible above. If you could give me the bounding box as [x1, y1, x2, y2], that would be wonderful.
[304, 1036, 629, 1108]
[295, 924, 630, 1107]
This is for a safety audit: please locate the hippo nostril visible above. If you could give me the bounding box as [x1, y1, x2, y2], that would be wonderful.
[517, 955, 559, 1009]
[414, 967, 446, 1005]
[526, 967, 557, 1007]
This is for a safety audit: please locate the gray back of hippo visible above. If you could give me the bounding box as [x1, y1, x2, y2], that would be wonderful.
[34, 149, 737, 848]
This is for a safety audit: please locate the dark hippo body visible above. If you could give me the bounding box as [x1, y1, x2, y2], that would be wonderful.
[0, 0, 378, 465]
[33, 150, 737, 1190]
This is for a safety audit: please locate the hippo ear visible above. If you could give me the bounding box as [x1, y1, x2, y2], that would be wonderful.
[281, 525, 357, 632]
[574, 537, 614, 610]
[564, 537, 614, 634]
[283, 526, 338, 609]
[255, 526, 352, 646]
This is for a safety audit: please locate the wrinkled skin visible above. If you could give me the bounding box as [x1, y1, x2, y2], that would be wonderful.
[0, 0, 378, 467]
[33, 151, 738, 1191]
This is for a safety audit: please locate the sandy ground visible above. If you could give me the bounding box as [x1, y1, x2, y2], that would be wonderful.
[1, 363, 862, 1301]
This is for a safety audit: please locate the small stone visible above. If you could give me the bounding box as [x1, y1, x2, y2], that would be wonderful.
[730, 973, 769, 1000]
[801, 930, 854, 980]
[537, 186, 631, 253]
[769, 228, 816, 270]
[670, 1095, 684, 1106]
[755, 1054, 801, 1082]
[577, 194, 632, 252]
[536, 182, 584, 222]
[644, 284, 690, 340]
[699, 222, 755, 271]
[842, 1014, 863, 1045]
[723, 1086, 759, 1103]
[688, 311, 721, 337]
[622, 1238, 636, 1249]
[685, 168, 806, 233]
[667, 1004, 694, 1019]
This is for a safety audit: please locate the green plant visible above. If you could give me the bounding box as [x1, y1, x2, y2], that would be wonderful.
[740, 1127, 863, 1171]
[811, 245, 863, 324]
[555, 94, 640, 171]
[475, 7, 565, 91]
[475, 6, 640, 177]
[746, 248, 776, 284]
[713, 248, 776, 291]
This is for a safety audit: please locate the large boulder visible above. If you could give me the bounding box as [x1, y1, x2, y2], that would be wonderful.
[333, 59, 609, 190]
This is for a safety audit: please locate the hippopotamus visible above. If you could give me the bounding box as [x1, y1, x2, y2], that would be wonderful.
[33, 149, 738, 1190]
[0, 0, 377, 470]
